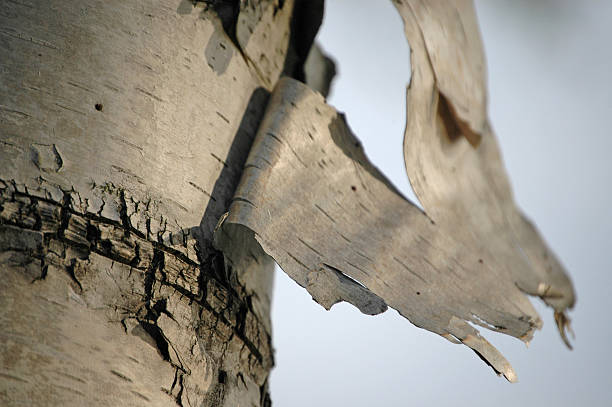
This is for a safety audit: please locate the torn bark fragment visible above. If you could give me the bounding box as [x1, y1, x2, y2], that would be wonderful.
[217, 77, 563, 382]
[394, 0, 575, 340]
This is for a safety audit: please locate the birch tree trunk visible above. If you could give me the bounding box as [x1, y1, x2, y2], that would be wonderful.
[0, 0, 322, 405]
[0, 0, 576, 404]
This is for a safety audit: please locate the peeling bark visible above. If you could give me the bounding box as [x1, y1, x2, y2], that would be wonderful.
[220, 74, 574, 382]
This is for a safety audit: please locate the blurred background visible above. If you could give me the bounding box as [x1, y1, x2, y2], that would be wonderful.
[270, 0, 612, 405]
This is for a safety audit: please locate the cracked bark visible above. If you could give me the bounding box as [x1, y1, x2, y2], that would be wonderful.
[0, 0, 323, 405]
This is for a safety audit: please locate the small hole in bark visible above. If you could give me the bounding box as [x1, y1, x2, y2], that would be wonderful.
[478, 259, 483, 264]
[351, 186, 357, 191]
[38, 53, 42, 57]
[416, 291, 420, 295]
[218, 370, 227, 384]
[95, 103, 103, 111]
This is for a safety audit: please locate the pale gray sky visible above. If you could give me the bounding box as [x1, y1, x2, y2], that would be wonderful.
[271, 1, 612, 405]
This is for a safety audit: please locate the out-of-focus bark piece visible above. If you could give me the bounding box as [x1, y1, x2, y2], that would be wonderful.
[394, 0, 575, 341]
[403, 0, 487, 143]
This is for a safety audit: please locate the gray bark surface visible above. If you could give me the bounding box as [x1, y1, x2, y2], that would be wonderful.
[0, 0, 320, 405]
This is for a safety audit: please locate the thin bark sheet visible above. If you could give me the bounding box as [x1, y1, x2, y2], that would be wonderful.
[395, 0, 575, 343]
[221, 78, 553, 382]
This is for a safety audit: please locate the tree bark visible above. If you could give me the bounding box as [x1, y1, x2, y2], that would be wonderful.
[1, 0, 577, 403]
[0, 0, 321, 405]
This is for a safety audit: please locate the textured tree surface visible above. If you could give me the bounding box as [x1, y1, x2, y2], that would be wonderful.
[0, 0, 325, 405]
[1, 0, 575, 405]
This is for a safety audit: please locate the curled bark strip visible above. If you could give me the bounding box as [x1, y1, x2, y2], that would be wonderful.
[395, 0, 575, 342]
[218, 78, 556, 382]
